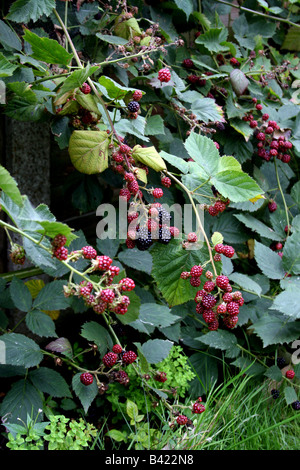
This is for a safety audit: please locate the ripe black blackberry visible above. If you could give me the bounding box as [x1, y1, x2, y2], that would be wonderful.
[271, 389, 280, 399]
[136, 226, 153, 251]
[276, 357, 286, 368]
[127, 101, 140, 113]
[158, 207, 171, 224]
[292, 401, 300, 410]
[158, 226, 171, 244]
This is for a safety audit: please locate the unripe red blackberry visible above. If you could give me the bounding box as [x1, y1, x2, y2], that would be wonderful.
[154, 371, 167, 383]
[182, 58, 194, 68]
[262, 113, 269, 121]
[100, 289, 115, 303]
[192, 402, 205, 414]
[93, 300, 107, 314]
[256, 104, 263, 111]
[223, 292, 233, 303]
[82, 245, 97, 259]
[180, 271, 191, 279]
[95, 255, 113, 271]
[203, 309, 216, 323]
[282, 154, 291, 163]
[119, 144, 132, 154]
[265, 126, 274, 134]
[217, 303, 227, 314]
[158, 68, 171, 83]
[103, 352, 118, 368]
[132, 90, 143, 101]
[232, 291, 243, 301]
[52, 234, 67, 248]
[223, 245, 235, 258]
[161, 176, 171, 188]
[202, 293, 217, 308]
[214, 243, 224, 253]
[80, 372, 94, 385]
[208, 205, 218, 216]
[190, 276, 201, 287]
[226, 301, 240, 315]
[53, 246, 68, 260]
[250, 120, 258, 128]
[112, 344, 123, 354]
[256, 132, 266, 141]
[286, 370, 295, 379]
[176, 414, 188, 425]
[208, 320, 219, 331]
[152, 188, 163, 199]
[268, 201, 277, 213]
[203, 281, 215, 292]
[214, 201, 227, 213]
[216, 275, 229, 289]
[187, 232, 197, 243]
[122, 350, 137, 364]
[119, 277, 135, 291]
[10, 245, 26, 265]
[115, 370, 130, 385]
[223, 315, 238, 328]
[190, 265, 203, 277]
[230, 57, 239, 66]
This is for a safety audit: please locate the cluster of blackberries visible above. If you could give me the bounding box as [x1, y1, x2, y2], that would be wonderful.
[126, 203, 179, 251]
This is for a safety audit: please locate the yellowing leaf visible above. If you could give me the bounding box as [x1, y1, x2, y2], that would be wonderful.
[249, 194, 265, 203]
[25, 280, 60, 320]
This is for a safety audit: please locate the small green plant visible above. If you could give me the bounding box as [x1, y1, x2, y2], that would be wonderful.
[43, 415, 97, 450]
[5, 414, 97, 451]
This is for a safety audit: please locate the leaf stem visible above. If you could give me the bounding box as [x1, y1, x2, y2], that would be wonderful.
[165, 172, 218, 277]
[213, 0, 300, 28]
[273, 158, 290, 236]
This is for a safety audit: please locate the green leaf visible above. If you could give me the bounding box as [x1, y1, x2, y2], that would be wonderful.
[234, 213, 282, 241]
[0, 379, 43, 425]
[36, 221, 77, 246]
[151, 238, 220, 306]
[6, 0, 56, 23]
[33, 281, 70, 311]
[80, 321, 113, 356]
[1, 332, 43, 368]
[9, 276, 32, 312]
[230, 118, 254, 141]
[254, 241, 285, 280]
[282, 27, 300, 52]
[188, 353, 218, 396]
[68, 130, 110, 174]
[126, 399, 139, 421]
[141, 339, 173, 364]
[96, 33, 129, 46]
[0, 52, 18, 77]
[197, 330, 240, 358]
[138, 303, 180, 329]
[23, 29, 73, 66]
[230, 69, 250, 96]
[57, 65, 98, 97]
[282, 232, 300, 275]
[0, 165, 22, 206]
[25, 310, 57, 338]
[29, 367, 72, 398]
[269, 291, 300, 320]
[195, 27, 229, 53]
[184, 133, 220, 178]
[190, 98, 225, 123]
[159, 151, 189, 174]
[284, 387, 298, 405]
[114, 16, 142, 39]
[217, 155, 241, 173]
[118, 249, 152, 275]
[105, 429, 127, 442]
[229, 272, 262, 297]
[145, 115, 165, 136]
[98, 76, 136, 100]
[0, 20, 22, 51]
[264, 365, 282, 382]
[132, 145, 167, 172]
[251, 314, 300, 347]
[174, 0, 194, 19]
[230, 357, 265, 376]
[72, 372, 98, 413]
[211, 170, 263, 203]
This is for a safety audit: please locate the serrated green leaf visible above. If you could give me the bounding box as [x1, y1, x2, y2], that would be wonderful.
[282, 232, 300, 275]
[264, 365, 282, 382]
[229, 272, 262, 297]
[141, 339, 173, 364]
[1, 332, 43, 368]
[0, 165, 22, 206]
[25, 309, 57, 338]
[10, 277, 32, 312]
[195, 27, 229, 53]
[0, 52, 18, 77]
[80, 321, 113, 356]
[284, 387, 298, 405]
[6, 0, 56, 23]
[197, 330, 240, 358]
[33, 281, 70, 311]
[132, 145, 167, 172]
[190, 98, 225, 123]
[184, 132, 220, 178]
[68, 130, 109, 174]
[36, 220, 77, 246]
[251, 314, 300, 347]
[159, 151, 189, 174]
[118, 249, 152, 275]
[29, 367, 71, 398]
[72, 372, 98, 413]
[23, 29, 73, 66]
[138, 303, 180, 329]
[254, 241, 285, 279]
[211, 170, 263, 203]
[0, 379, 43, 425]
[234, 213, 282, 241]
[96, 33, 129, 45]
[57, 65, 98, 97]
[269, 291, 300, 319]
